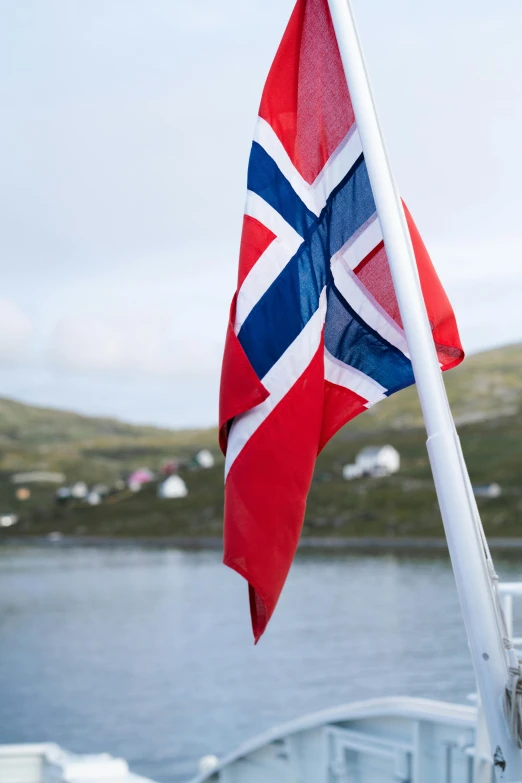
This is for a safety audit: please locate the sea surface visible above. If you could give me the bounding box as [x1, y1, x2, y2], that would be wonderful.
[1, 544, 521, 782]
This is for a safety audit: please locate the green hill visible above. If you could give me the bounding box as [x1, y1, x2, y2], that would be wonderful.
[0, 342, 521, 540]
[0, 397, 216, 481]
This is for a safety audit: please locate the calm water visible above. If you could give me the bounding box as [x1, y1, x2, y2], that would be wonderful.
[1, 545, 521, 782]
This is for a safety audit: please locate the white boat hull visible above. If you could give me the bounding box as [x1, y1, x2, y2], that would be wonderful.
[190, 696, 492, 783]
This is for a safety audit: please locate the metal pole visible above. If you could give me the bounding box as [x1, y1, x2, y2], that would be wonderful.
[504, 594, 514, 640]
[326, 0, 522, 778]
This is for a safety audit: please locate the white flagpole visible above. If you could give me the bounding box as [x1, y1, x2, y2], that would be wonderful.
[326, 0, 522, 778]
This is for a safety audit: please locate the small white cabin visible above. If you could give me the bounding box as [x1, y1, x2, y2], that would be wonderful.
[158, 475, 188, 499]
[356, 445, 400, 476]
[70, 481, 88, 499]
[342, 446, 400, 480]
[86, 491, 101, 506]
[0, 514, 19, 528]
[195, 449, 214, 469]
[473, 483, 501, 498]
[342, 464, 363, 480]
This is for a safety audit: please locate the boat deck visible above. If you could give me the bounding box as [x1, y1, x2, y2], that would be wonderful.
[189, 696, 492, 783]
[0, 742, 155, 783]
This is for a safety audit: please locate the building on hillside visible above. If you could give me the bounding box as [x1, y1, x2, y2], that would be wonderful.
[161, 459, 179, 477]
[473, 483, 501, 498]
[71, 481, 88, 499]
[194, 449, 214, 469]
[0, 514, 19, 527]
[356, 446, 400, 476]
[127, 468, 155, 492]
[342, 463, 364, 480]
[15, 487, 31, 501]
[158, 475, 188, 499]
[56, 487, 72, 504]
[342, 445, 400, 480]
[86, 491, 102, 506]
[11, 471, 65, 484]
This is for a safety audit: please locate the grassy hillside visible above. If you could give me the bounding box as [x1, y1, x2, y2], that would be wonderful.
[0, 342, 521, 539]
[0, 397, 216, 482]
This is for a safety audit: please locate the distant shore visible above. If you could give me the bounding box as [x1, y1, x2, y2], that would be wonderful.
[3, 534, 522, 552]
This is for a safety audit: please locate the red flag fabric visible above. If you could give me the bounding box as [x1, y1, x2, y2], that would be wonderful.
[219, 0, 463, 642]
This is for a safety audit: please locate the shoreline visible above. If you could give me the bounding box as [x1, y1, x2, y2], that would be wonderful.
[2, 534, 522, 552]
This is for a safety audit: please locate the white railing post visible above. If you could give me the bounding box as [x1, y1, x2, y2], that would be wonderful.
[326, 0, 522, 778]
[504, 594, 515, 640]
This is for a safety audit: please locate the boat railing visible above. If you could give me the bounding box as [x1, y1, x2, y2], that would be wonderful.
[499, 583, 522, 650]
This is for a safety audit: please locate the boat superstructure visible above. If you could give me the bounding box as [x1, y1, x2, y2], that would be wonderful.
[0, 743, 155, 783]
[190, 696, 486, 783]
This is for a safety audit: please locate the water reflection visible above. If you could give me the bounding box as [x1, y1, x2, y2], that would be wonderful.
[0, 545, 521, 782]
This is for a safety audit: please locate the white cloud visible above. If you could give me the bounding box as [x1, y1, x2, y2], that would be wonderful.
[429, 238, 522, 285]
[47, 306, 225, 378]
[43, 239, 235, 381]
[446, 274, 522, 356]
[0, 298, 33, 362]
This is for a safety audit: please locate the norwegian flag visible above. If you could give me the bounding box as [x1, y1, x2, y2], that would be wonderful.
[219, 0, 463, 641]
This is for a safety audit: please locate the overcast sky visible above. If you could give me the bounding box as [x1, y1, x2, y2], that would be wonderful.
[2, 0, 522, 428]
